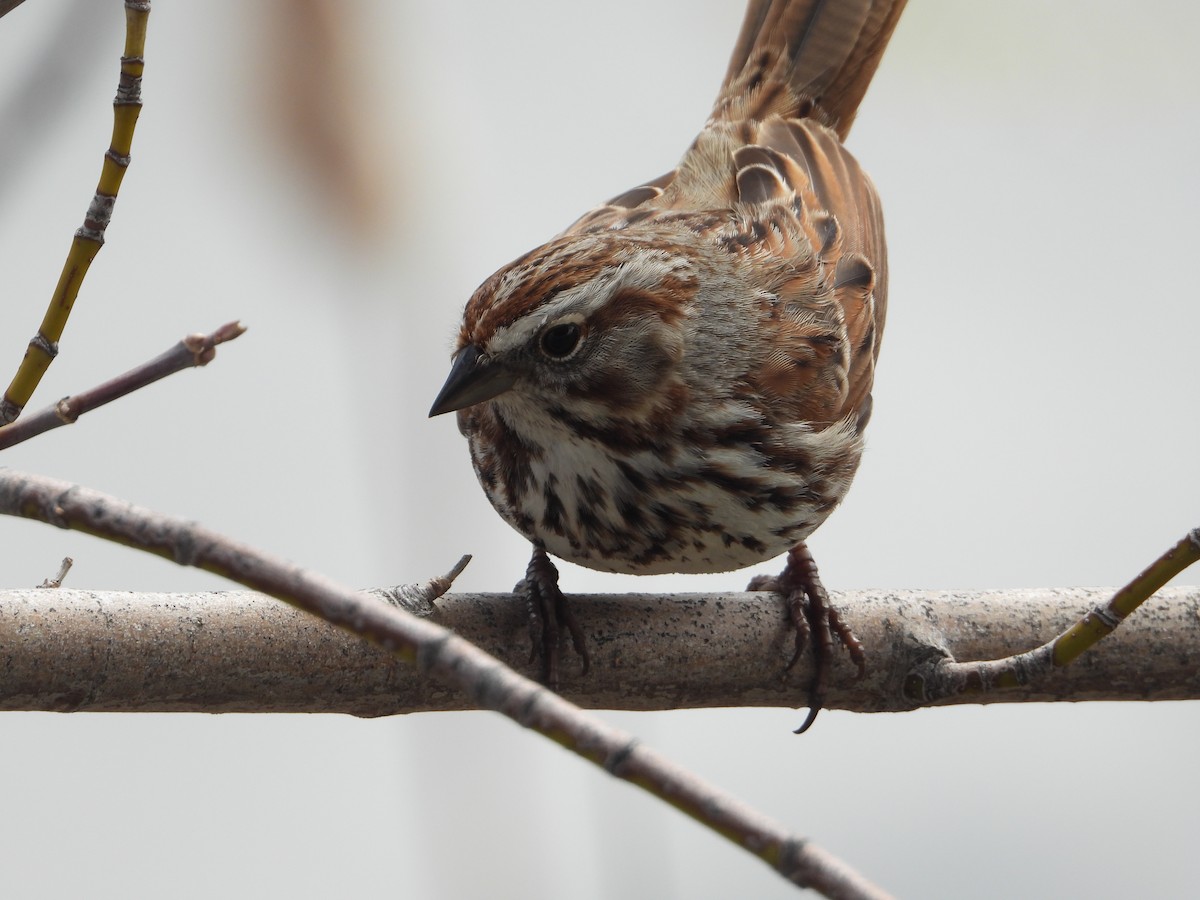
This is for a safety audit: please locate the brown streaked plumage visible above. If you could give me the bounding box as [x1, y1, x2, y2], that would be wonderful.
[430, 0, 906, 728]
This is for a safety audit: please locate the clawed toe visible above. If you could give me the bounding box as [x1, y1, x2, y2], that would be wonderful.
[758, 542, 866, 733]
[518, 546, 590, 687]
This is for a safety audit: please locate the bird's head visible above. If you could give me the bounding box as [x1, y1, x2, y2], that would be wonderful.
[430, 232, 699, 420]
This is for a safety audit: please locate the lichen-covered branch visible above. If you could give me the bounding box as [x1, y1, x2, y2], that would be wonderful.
[2, 585, 1196, 715]
[903, 530, 1200, 704]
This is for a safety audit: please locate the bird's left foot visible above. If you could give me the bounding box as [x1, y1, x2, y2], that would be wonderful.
[516, 546, 590, 688]
[748, 541, 865, 733]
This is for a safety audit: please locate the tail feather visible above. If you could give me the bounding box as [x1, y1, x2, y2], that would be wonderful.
[716, 0, 907, 139]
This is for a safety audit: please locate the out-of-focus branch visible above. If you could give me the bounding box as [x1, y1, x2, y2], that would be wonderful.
[0, 469, 890, 899]
[2, 585, 1196, 715]
[0, 1, 30, 20]
[259, 0, 393, 239]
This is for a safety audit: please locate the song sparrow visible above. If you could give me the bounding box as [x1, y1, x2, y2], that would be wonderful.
[431, 0, 905, 729]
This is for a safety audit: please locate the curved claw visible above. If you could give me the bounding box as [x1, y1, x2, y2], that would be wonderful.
[750, 541, 864, 733]
[519, 546, 590, 687]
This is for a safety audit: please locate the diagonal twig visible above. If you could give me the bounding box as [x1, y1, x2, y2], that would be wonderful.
[0, 1, 30, 20]
[904, 528, 1200, 702]
[0, 468, 892, 900]
[0, 321, 245, 451]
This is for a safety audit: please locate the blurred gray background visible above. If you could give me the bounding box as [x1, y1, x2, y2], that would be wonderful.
[1, 2, 1197, 897]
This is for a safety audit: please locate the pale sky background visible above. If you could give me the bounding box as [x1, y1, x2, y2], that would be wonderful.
[1, 2, 1198, 898]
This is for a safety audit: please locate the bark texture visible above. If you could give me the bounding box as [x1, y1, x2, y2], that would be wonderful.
[2, 585, 1195, 715]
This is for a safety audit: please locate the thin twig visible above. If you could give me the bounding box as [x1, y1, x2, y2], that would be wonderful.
[905, 528, 1200, 702]
[1, 0, 151, 423]
[0, 321, 245, 450]
[0, 469, 891, 899]
[35, 557, 73, 589]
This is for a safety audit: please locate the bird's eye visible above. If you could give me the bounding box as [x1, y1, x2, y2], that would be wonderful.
[539, 322, 583, 360]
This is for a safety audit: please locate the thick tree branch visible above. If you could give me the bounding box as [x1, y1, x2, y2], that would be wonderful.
[2, 585, 1196, 715]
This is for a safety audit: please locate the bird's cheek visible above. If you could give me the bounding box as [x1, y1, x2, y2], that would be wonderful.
[602, 341, 685, 414]
[640, 329, 685, 388]
[563, 365, 631, 406]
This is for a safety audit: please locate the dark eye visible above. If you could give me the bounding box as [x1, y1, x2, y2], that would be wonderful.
[539, 322, 582, 359]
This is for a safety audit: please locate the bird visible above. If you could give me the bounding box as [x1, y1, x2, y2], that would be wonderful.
[430, 0, 906, 731]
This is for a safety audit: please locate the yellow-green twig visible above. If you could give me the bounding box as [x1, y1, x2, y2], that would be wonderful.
[906, 528, 1200, 701]
[1051, 528, 1200, 667]
[1, 0, 151, 424]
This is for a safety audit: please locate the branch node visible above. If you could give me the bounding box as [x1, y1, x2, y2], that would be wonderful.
[902, 647, 959, 704]
[29, 333, 59, 358]
[372, 585, 434, 616]
[76, 191, 117, 242]
[104, 148, 132, 168]
[181, 333, 218, 366]
[603, 738, 639, 776]
[776, 838, 813, 888]
[170, 530, 200, 567]
[45, 487, 77, 529]
[54, 397, 78, 424]
[36, 557, 74, 588]
[183, 320, 248, 366]
[414, 629, 452, 676]
[115, 65, 144, 106]
[1087, 604, 1125, 629]
[379, 555, 474, 614]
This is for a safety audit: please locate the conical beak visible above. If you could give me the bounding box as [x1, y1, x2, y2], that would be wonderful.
[429, 344, 517, 416]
